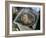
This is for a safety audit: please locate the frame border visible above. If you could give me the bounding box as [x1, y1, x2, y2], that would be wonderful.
[5, 1, 45, 37]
